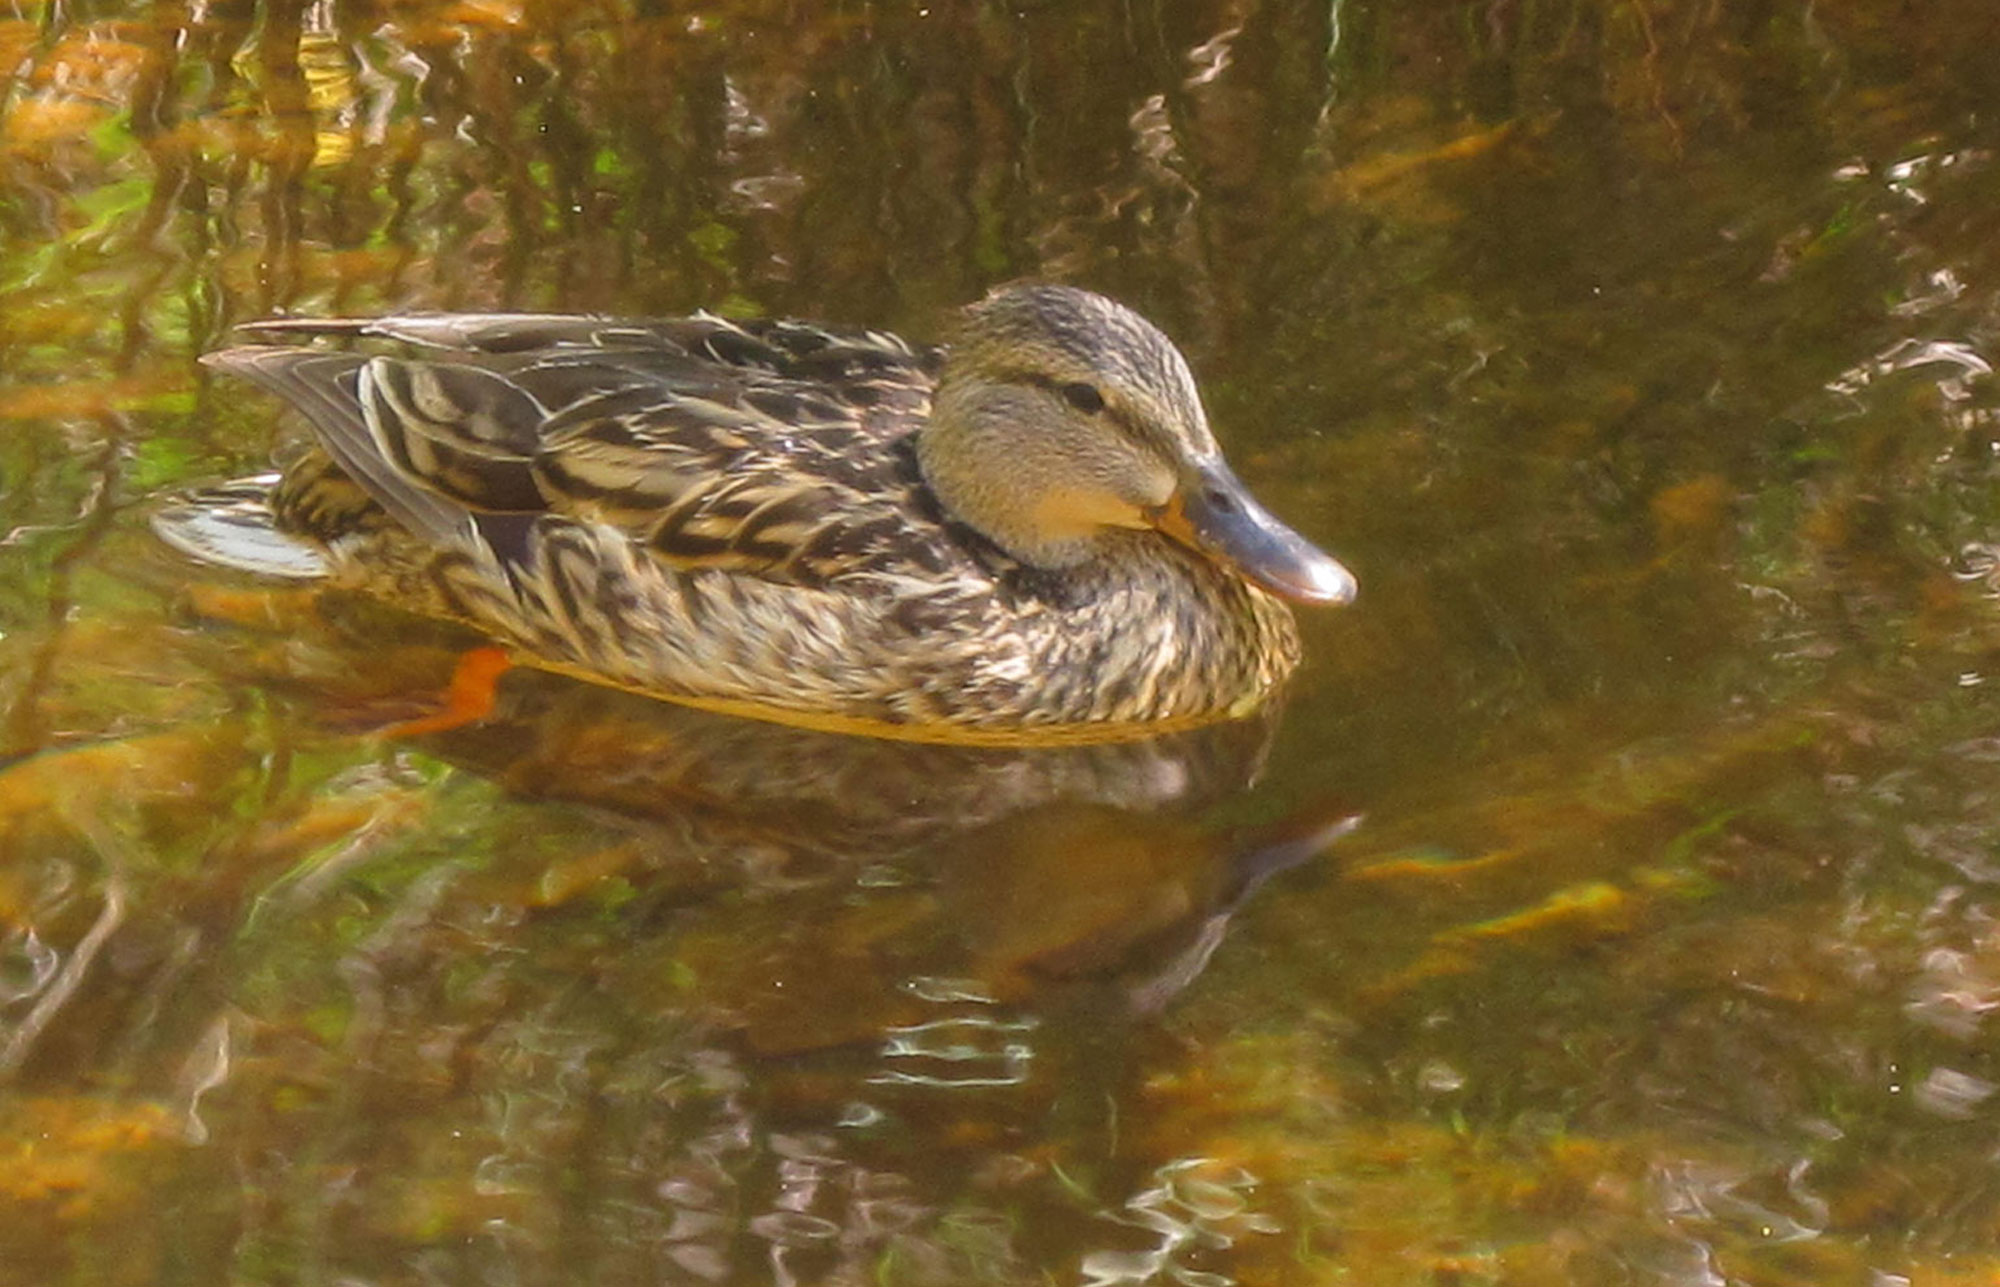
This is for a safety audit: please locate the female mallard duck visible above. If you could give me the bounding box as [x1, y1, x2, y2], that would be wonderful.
[169, 285, 1355, 742]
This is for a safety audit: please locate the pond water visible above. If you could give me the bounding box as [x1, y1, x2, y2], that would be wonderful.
[6, 1, 2000, 1283]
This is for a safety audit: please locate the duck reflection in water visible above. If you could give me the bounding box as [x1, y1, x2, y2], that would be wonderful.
[413, 666, 1357, 1054]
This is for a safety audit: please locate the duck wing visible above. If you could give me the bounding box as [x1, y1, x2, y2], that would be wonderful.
[213, 313, 950, 587]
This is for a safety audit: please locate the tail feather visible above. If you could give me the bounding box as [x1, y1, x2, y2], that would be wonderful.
[203, 347, 473, 546]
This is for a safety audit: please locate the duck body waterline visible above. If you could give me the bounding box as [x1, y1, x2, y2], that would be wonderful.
[164, 286, 1354, 742]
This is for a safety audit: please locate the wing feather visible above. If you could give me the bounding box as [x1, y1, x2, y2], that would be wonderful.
[212, 311, 952, 590]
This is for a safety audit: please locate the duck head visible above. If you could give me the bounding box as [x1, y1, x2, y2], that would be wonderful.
[917, 285, 1357, 605]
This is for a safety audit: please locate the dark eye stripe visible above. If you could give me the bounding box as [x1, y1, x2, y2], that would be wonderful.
[1003, 368, 1156, 451]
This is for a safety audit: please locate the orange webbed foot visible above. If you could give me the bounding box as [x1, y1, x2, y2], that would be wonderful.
[376, 646, 514, 737]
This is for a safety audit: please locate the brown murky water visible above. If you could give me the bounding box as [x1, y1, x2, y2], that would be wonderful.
[7, 1, 2000, 1283]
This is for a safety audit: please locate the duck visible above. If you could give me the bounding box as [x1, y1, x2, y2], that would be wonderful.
[167, 284, 1355, 743]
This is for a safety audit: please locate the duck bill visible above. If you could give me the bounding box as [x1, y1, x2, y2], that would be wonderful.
[1150, 462, 1357, 606]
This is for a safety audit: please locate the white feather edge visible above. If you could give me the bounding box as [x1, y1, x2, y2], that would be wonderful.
[149, 474, 330, 580]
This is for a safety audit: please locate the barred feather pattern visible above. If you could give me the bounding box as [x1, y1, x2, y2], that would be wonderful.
[212, 310, 1302, 734]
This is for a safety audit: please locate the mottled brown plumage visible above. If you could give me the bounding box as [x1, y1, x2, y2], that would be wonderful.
[167, 286, 1354, 742]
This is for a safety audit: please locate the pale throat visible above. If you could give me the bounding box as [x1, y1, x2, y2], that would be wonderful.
[1029, 484, 1153, 542]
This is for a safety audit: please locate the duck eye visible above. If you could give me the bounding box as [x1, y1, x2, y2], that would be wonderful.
[1060, 381, 1106, 415]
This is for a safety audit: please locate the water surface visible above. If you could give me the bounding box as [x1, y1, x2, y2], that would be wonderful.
[6, 1, 2000, 1283]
